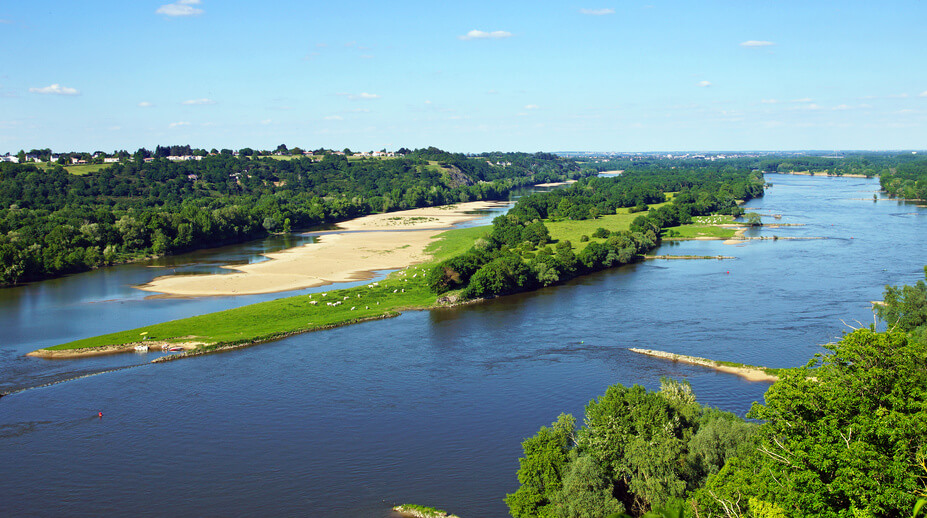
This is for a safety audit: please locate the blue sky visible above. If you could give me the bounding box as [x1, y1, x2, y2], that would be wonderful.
[2, 1, 926, 153]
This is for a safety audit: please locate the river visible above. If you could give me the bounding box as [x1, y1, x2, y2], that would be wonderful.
[1, 174, 925, 517]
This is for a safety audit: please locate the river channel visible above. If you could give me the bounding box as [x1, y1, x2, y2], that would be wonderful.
[1, 174, 925, 517]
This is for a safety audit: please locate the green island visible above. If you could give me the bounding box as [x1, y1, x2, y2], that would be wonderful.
[31, 165, 764, 357]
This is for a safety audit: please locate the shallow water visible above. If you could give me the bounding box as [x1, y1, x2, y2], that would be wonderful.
[1, 174, 925, 517]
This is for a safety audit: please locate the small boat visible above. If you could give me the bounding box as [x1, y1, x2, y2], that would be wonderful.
[134, 344, 149, 353]
[167, 346, 184, 352]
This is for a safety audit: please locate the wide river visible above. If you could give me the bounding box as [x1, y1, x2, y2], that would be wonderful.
[1, 174, 925, 517]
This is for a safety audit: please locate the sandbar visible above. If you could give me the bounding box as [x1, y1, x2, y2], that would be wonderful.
[534, 180, 577, 187]
[136, 201, 510, 297]
[629, 348, 779, 383]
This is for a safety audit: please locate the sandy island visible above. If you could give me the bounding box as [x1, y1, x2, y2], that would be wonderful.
[135, 201, 510, 297]
[629, 348, 779, 382]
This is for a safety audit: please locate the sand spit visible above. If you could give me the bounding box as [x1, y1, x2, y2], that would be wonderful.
[628, 347, 779, 383]
[28, 341, 199, 359]
[136, 201, 510, 297]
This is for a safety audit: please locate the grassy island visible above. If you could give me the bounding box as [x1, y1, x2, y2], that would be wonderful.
[32, 168, 765, 358]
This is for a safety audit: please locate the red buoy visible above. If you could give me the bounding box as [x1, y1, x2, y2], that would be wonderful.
[98, 412, 103, 418]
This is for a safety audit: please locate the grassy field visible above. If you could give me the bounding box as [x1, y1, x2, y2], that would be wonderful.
[664, 215, 739, 239]
[35, 162, 114, 175]
[545, 202, 671, 251]
[43, 225, 487, 353]
[48, 268, 438, 352]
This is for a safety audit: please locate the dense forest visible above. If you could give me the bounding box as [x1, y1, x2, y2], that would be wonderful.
[582, 152, 926, 180]
[0, 149, 587, 286]
[880, 160, 927, 200]
[506, 270, 927, 518]
[426, 167, 765, 301]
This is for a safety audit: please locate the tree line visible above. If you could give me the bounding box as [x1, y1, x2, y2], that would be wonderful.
[426, 167, 765, 301]
[507, 270, 927, 517]
[880, 159, 927, 200]
[0, 149, 588, 286]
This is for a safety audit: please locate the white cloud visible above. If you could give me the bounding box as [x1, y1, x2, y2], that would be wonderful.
[324, 115, 343, 120]
[459, 30, 513, 41]
[580, 8, 615, 15]
[338, 92, 380, 100]
[833, 104, 850, 110]
[524, 104, 539, 109]
[182, 98, 216, 105]
[919, 91, 927, 97]
[29, 83, 80, 95]
[260, 119, 273, 125]
[157, 0, 203, 17]
[740, 40, 775, 47]
[760, 99, 778, 104]
[888, 93, 909, 98]
[697, 80, 712, 87]
[137, 101, 153, 107]
[169, 121, 190, 128]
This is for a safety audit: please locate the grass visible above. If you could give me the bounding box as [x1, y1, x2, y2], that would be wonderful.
[44, 225, 489, 353]
[545, 202, 670, 251]
[48, 269, 438, 352]
[424, 225, 491, 261]
[35, 162, 114, 176]
[663, 214, 739, 240]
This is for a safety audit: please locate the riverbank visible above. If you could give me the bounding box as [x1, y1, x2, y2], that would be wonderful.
[136, 201, 510, 297]
[628, 348, 781, 382]
[778, 170, 871, 179]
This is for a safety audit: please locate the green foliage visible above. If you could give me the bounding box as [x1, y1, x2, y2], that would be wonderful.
[506, 413, 577, 518]
[698, 329, 927, 517]
[508, 381, 756, 518]
[550, 455, 625, 518]
[876, 267, 927, 341]
[0, 150, 582, 286]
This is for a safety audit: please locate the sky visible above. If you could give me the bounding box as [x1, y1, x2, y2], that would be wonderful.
[1, 0, 926, 153]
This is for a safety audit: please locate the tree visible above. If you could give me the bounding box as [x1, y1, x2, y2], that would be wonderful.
[876, 266, 927, 341]
[698, 329, 927, 517]
[744, 213, 762, 226]
[550, 455, 625, 518]
[506, 414, 577, 518]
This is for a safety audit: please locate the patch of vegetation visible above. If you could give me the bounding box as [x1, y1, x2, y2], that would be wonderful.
[46, 267, 436, 352]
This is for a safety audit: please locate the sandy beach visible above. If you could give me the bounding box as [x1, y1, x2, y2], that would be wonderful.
[136, 201, 510, 297]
